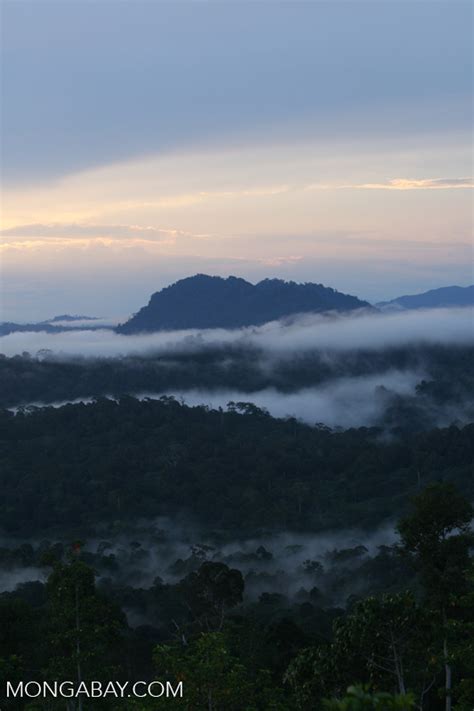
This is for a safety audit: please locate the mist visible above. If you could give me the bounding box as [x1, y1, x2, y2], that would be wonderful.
[1, 307, 472, 359]
[44, 317, 123, 329]
[0, 519, 400, 611]
[12, 378, 474, 432]
[156, 372, 420, 428]
[8, 372, 417, 428]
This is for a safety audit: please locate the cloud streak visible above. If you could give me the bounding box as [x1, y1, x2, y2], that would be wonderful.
[1, 307, 472, 359]
[306, 177, 474, 191]
[0, 223, 202, 241]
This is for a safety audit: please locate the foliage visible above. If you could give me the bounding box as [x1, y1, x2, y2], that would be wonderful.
[1, 344, 473, 429]
[149, 632, 289, 710]
[323, 685, 415, 710]
[397, 484, 474, 711]
[0, 384, 473, 710]
[0, 397, 472, 537]
[397, 483, 473, 605]
[41, 557, 127, 710]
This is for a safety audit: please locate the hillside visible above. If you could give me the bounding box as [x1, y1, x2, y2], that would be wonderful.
[0, 315, 100, 336]
[1, 397, 472, 535]
[117, 274, 371, 333]
[376, 285, 474, 311]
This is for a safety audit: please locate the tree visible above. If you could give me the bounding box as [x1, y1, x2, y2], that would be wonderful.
[397, 483, 474, 711]
[332, 594, 437, 703]
[285, 594, 437, 709]
[179, 562, 244, 635]
[0, 595, 41, 710]
[284, 645, 336, 709]
[44, 555, 126, 710]
[323, 685, 415, 710]
[150, 632, 288, 710]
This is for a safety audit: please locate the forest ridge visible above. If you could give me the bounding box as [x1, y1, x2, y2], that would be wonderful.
[116, 275, 372, 333]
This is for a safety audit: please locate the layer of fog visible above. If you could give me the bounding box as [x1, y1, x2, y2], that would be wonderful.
[95, 522, 399, 606]
[154, 371, 422, 428]
[45, 317, 122, 329]
[13, 364, 474, 430]
[7, 371, 421, 429]
[1, 307, 472, 359]
[0, 567, 45, 592]
[0, 519, 398, 608]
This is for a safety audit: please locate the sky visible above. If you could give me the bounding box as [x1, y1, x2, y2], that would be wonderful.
[1, 0, 473, 321]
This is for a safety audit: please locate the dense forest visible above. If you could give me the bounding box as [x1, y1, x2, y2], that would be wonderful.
[0, 397, 473, 536]
[1, 344, 473, 432]
[1, 345, 473, 708]
[3, 0, 473, 704]
[0, 480, 472, 709]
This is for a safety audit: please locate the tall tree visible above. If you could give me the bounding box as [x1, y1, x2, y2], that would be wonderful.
[44, 554, 126, 710]
[285, 594, 437, 709]
[178, 562, 244, 636]
[397, 483, 473, 711]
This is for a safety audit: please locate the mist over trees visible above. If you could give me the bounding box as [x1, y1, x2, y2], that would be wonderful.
[0, 396, 473, 707]
[1, 304, 473, 708]
[1, 342, 473, 434]
[1, 484, 472, 710]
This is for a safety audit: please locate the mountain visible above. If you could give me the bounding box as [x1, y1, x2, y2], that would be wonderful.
[116, 274, 371, 333]
[376, 285, 474, 312]
[0, 315, 101, 337]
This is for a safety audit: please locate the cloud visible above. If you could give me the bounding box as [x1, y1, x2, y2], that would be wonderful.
[0, 567, 45, 593]
[306, 177, 474, 191]
[7, 373, 425, 430]
[1, 307, 473, 359]
[0, 223, 187, 241]
[258, 255, 303, 267]
[44, 317, 123, 329]
[0, 223, 218, 256]
[157, 373, 422, 429]
[3, 1, 471, 185]
[111, 184, 291, 211]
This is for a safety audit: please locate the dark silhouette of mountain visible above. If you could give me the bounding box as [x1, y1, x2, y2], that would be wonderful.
[116, 274, 371, 333]
[0, 322, 61, 337]
[0, 315, 101, 337]
[376, 285, 474, 311]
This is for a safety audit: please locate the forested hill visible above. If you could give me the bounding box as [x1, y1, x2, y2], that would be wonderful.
[0, 397, 472, 537]
[116, 275, 371, 333]
[376, 284, 474, 311]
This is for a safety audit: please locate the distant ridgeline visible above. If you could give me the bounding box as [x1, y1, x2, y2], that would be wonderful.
[376, 285, 474, 312]
[0, 315, 100, 337]
[116, 274, 371, 333]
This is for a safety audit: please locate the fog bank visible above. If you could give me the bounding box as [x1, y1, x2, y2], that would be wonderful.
[0, 519, 399, 607]
[13, 364, 474, 429]
[158, 371, 421, 428]
[0, 307, 472, 359]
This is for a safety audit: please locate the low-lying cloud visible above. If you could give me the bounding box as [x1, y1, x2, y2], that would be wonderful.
[44, 317, 123, 329]
[158, 373, 421, 428]
[8, 372, 421, 429]
[0, 519, 399, 608]
[0, 307, 473, 359]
